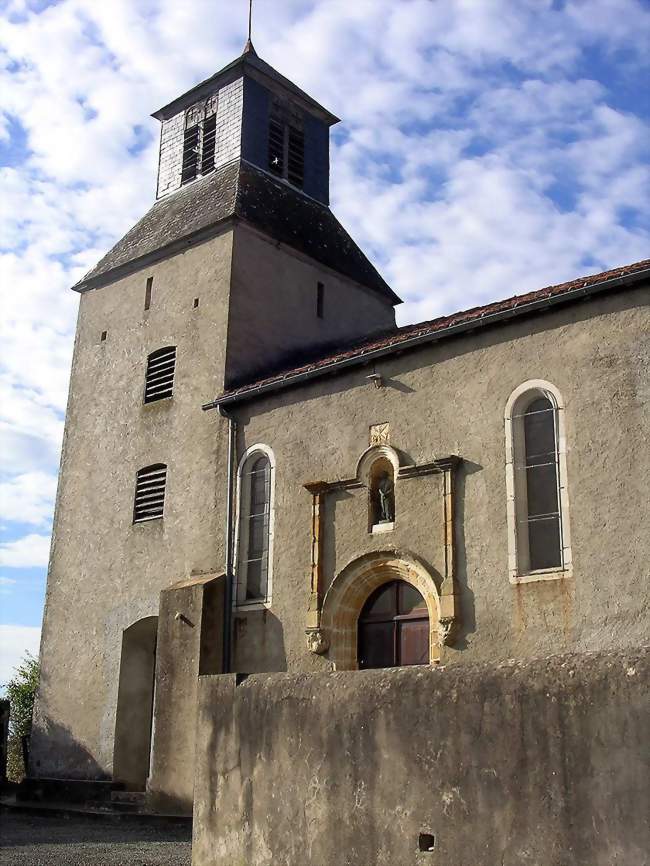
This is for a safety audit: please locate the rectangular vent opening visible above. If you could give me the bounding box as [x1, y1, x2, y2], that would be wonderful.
[144, 346, 176, 403]
[133, 464, 167, 523]
[418, 833, 435, 852]
[144, 276, 153, 311]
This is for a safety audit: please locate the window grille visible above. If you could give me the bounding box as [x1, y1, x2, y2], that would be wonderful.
[517, 396, 562, 570]
[133, 464, 167, 523]
[236, 451, 273, 604]
[144, 346, 176, 404]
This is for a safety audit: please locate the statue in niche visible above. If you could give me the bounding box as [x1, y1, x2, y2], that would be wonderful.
[375, 471, 395, 523]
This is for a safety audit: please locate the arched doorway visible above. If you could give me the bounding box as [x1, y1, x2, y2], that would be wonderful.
[358, 580, 429, 669]
[113, 617, 158, 791]
[319, 552, 443, 670]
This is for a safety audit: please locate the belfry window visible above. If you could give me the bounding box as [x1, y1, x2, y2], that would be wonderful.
[236, 447, 275, 605]
[144, 346, 176, 404]
[268, 118, 304, 189]
[181, 96, 218, 186]
[133, 464, 167, 523]
[505, 381, 571, 581]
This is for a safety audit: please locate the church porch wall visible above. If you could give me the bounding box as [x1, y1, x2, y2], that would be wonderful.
[30, 233, 235, 780]
[230, 287, 649, 674]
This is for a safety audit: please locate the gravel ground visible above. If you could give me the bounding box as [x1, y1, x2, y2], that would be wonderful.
[0, 809, 192, 866]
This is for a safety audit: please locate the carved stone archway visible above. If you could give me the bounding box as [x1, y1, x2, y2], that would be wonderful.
[320, 551, 444, 670]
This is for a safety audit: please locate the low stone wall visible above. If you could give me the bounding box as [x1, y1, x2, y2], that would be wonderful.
[192, 648, 648, 866]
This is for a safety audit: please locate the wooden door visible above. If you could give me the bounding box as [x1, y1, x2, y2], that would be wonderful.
[358, 580, 429, 669]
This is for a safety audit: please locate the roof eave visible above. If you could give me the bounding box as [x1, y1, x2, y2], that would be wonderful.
[204, 266, 650, 410]
[71, 214, 238, 293]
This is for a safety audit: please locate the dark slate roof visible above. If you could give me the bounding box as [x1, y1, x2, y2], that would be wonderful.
[73, 160, 399, 303]
[152, 43, 339, 125]
[211, 258, 650, 406]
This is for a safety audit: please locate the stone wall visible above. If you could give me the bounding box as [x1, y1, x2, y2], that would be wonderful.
[192, 647, 649, 866]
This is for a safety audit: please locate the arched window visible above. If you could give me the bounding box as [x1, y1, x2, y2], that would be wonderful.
[133, 463, 167, 523]
[505, 381, 571, 582]
[144, 346, 176, 403]
[235, 446, 275, 605]
[358, 580, 429, 669]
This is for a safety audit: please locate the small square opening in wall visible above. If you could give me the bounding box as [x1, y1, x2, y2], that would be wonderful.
[193, 298, 199, 308]
[418, 833, 435, 852]
[100, 331, 107, 342]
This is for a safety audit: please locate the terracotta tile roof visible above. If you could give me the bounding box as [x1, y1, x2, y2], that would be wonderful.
[215, 258, 649, 405]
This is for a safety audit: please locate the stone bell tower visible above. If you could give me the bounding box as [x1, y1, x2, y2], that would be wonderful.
[29, 41, 400, 813]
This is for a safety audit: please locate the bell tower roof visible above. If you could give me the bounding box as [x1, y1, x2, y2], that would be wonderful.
[151, 46, 340, 126]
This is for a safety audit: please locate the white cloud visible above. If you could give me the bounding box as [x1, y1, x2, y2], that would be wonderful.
[0, 534, 52, 569]
[0, 624, 41, 689]
[0, 473, 58, 527]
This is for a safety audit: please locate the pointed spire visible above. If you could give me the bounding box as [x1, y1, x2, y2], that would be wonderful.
[242, 0, 257, 56]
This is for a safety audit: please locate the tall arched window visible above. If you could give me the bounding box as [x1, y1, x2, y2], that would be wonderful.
[505, 381, 571, 582]
[235, 446, 275, 605]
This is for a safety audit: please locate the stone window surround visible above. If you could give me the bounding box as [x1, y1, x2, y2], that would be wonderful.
[505, 379, 572, 585]
[304, 447, 460, 667]
[233, 442, 276, 611]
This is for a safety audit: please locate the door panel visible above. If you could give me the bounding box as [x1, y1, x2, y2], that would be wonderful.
[399, 619, 429, 666]
[359, 621, 395, 670]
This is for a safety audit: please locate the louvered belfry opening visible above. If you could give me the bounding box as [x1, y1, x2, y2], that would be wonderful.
[268, 118, 285, 178]
[181, 95, 218, 186]
[181, 126, 200, 184]
[287, 126, 304, 187]
[201, 114, 217, 175]
[268, 116, 305, 190]
[134, 464, 167, 523]
[144, 346, 176, 404]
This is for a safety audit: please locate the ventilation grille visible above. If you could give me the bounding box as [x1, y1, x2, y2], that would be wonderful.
[268, 119, 284, 177]
[181, 126, 200, 185]
[287, 126, 304, 188]
[144, 346, 176, 404]
[134, 464, 167, 523]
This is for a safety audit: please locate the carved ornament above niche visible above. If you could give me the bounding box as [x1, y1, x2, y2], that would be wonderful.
[369, 423, 390, 446]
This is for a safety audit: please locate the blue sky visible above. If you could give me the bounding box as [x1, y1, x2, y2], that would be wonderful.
[1, 0, 649, 685]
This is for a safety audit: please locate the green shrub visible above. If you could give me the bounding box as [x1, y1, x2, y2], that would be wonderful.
[5, 653, 40, 782]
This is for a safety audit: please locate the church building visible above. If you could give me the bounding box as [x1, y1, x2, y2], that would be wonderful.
[29, 39, 649, 834]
